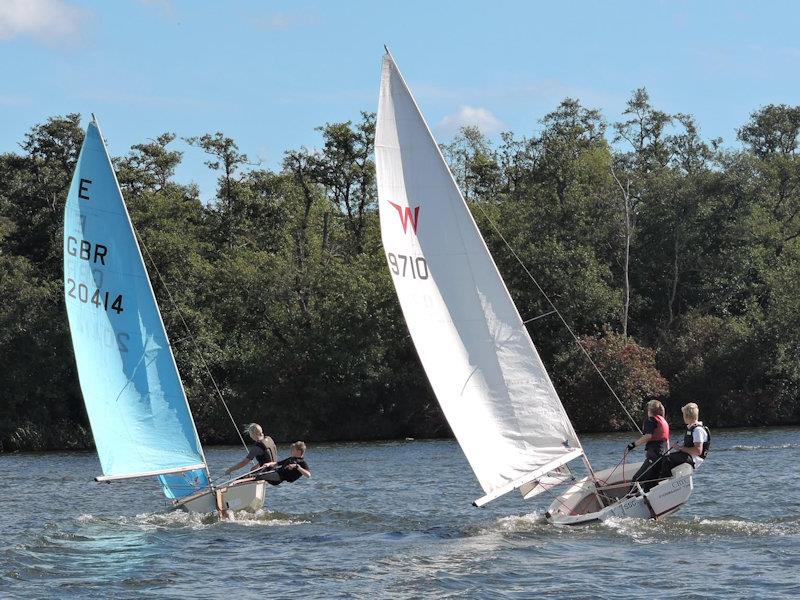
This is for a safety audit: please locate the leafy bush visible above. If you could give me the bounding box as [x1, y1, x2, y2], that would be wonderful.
[554, 327, 669, 431]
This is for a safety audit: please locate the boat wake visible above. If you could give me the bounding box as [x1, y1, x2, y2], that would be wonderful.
[602, 515, 800, 542]
[75, 509, 309, 530]
[476, 511, 800, 543]
[474, 511, 552, 537]
[494, 511, 549, 530]
[720, 443, 800, 452]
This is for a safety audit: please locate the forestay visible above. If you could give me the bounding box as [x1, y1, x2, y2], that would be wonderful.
[63, 119, 208, 499]
[375, 52, 583, 505]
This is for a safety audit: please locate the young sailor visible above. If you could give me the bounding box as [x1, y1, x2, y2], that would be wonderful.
[626, 400, 670, 492]
[659, 403, 710, 477]
[224, 423, 279, 476]
[257, 441, 311, 485]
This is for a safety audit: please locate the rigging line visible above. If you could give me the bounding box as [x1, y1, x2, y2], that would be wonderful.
[522, 309, 556, 324]
[135, 231, 248, 452]
[625, 441, 680, 480]
[541, 484, 578, 517]
[597, 447, 632, 486]
[210, 463, 267, 487]
[472, 201, 643, 435]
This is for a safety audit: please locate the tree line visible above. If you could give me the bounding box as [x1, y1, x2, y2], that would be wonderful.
[1, 92, 799, 451]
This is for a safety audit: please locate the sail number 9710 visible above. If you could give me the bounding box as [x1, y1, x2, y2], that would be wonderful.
[66, 278, 124, 314]
[387, 252, 428, 280]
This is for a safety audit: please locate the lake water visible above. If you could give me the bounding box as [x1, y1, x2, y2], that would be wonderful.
[1, 427, 798, 599]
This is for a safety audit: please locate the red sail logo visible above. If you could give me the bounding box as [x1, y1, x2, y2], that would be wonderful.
[388, 201, 420, 234]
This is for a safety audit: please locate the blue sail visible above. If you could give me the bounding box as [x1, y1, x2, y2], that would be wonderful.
[64, 119, 209, 499]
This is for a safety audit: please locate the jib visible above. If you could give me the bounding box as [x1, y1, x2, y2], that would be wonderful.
[66, 236, 108, 265]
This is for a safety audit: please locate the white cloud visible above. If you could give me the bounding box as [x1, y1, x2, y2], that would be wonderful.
[137, 0, 177, 20]
[0, 0, 87, 43]
[0, 94, 28, 107]
[251, 11, 319, 31]
[438, 105, 505, 136]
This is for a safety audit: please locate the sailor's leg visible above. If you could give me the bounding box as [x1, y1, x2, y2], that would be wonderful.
[659, 452, 692, 478]
[631, 457, 660, 493]
[631, 458, 654, 483]
[638, 458, 664, 492]
[215, 488, 232, 520]
[255, 470, 282, 483]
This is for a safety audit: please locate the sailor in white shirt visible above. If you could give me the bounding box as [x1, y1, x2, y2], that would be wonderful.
[660, 402, 711, 477]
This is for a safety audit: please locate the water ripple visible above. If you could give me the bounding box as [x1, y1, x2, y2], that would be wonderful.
[3, 429, 799, 599]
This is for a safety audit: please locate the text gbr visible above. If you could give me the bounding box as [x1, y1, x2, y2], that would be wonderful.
[66, 176, 125, 319]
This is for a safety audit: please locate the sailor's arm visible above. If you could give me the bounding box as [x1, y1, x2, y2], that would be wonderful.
[224, 457, 252, 474]
[683, 440, 702, 457]
[627, 433, 652, 450]
[286, 462, 311, 478]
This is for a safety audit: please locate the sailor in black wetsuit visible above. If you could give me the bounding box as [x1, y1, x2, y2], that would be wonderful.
[257, 441, 311, 485]
[660, 403, 710, 477]
[627, 400, 670, 492]
[224, 423, 279, 475]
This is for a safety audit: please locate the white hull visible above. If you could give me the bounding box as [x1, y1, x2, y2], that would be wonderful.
[546, 462, 694, 525]
[174, 478, 267, 514]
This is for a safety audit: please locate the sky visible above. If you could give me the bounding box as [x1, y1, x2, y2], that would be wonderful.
[2, 0, 800, 201]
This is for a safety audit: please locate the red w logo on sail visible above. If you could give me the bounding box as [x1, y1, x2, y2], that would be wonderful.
[388, 201, 420, 234]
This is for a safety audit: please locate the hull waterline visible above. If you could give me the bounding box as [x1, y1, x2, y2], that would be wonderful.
[174, 479, 266, 514]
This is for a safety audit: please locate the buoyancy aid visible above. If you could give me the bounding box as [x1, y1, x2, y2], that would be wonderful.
[643, 414, 670, 459]
[651, 414, 669, 442]
[254, 438, 277, 466]
[683, 423, 711, 459]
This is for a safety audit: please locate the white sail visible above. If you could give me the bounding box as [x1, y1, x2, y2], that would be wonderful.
[375, 52, 583, 505]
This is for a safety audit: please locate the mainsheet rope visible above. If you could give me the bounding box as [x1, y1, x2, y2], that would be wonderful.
[136, 231, 248, 452]
[473, 201, 643, 435]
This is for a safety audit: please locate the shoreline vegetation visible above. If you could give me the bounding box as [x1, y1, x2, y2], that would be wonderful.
[2, 93, 799, 453]
[3, 425, 799, 455]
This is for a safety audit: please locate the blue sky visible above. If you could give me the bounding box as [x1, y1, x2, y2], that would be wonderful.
[2, 0, 800, 200]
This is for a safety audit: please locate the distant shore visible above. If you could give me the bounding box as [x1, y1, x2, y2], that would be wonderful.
[2, 423, 798, 454]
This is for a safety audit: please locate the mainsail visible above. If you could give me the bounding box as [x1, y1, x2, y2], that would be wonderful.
[375, 52, 583, 506]
[64, 118, 208, 500]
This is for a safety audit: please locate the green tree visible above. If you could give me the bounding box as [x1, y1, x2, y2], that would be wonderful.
[612, 89, 672, 338]
[441, 125, 501, 201]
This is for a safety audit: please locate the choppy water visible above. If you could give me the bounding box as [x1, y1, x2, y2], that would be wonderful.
[1, 427, 798, 599]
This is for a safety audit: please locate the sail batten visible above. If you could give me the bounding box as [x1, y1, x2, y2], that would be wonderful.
[64, 120, 208, 500]
[376, 53, 583, 500]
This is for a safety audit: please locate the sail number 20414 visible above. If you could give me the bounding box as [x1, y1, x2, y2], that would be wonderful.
[387, 252, 429, 280]
[66, 278, 124, 314]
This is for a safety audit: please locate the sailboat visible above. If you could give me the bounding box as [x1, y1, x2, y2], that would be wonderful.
[64, 117, 265, 516]
[374, 50, 694, 524]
